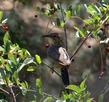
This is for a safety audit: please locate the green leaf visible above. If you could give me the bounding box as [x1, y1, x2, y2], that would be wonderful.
[8, 52, 17, 65]
[66, 10, 72, 19]
[43, 97, 53, 102]
[36, 78, 42, 88]
[3, 32, 11, 45]
[0, 11, 3, 22]
[74, 26, 85, 37]
[87, 98, 93, 102]
[3, 32, 12, 52]
[60, 21, 65, 28]
[66, 85, 81, 93]
[17, 57, 34, 72]
[20, 82, 28, 96]
[87, 5, 98, 16]
[27, 66, 36, 72]
[35, 54, 41, 64]
[80, 79, 86, 90]
[36, 78, 42, 95]
[5, 63, 11, 72]
[98, 94, 104, 102]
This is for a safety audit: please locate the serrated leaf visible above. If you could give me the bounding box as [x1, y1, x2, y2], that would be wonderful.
[66, 85, 81, 93]
[35, 54, 41, 64]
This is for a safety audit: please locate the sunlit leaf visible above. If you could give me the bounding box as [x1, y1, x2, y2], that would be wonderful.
[66, 10, 72, 19]
[43, 97, 53, 102]
[35, 54, 41, 64]
[87, 5, 98, 16]
[66, 85, 81, 93]
[0, 11, 3, 22]
[3, 32, 11, 45]
[17, 57, 34, 72]
[8, 52, 17, 65]
[5, 63, 11, 72]
[27, 66, 36, 72]
[36, 78, 42, 95]
[80, 79, 86, 90]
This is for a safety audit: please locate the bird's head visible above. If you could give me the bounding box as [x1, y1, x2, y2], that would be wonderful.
[42, 33, 63, 46]
[42, 33, 60, 39]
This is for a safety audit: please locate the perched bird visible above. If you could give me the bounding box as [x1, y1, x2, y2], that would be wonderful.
[42, 33, 71, 87]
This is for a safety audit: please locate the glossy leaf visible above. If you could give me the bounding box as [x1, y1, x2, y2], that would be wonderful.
[35, 54, 41, 64]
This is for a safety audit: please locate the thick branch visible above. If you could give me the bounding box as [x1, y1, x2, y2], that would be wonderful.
[59, 2, 68, 50]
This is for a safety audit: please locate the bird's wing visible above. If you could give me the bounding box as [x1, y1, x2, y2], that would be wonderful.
[47, 46, 60, 61]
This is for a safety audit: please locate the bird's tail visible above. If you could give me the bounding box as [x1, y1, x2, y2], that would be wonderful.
[61, 66, 70, 87]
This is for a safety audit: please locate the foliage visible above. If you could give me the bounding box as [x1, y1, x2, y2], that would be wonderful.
[41, 1, 109, 38]
[0, 10, 92, 102]
[1, 0, 109, 101]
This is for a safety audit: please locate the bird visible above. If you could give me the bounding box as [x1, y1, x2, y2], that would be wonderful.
[42, 33, 71, 87]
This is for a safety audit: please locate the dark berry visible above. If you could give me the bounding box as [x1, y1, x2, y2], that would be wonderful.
[34, 15, 38, 18]
[72, 59, 75, 62]
[88, 45, 91, 48]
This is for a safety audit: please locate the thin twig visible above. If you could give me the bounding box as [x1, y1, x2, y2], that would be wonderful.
[27, 89, 58, 100]
[0, 87, 9, 95]
[70, 32, 92, 61]
[59, 2, 68, 50]
[9, 86, 16, 102]
[42, 62, 62, 78]
[43, 92, 58, 100]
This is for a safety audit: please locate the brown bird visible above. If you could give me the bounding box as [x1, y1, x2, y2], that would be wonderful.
[42, 33, 71, 87]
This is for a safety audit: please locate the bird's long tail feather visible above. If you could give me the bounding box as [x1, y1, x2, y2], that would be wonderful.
[61, 66, 69, 87]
